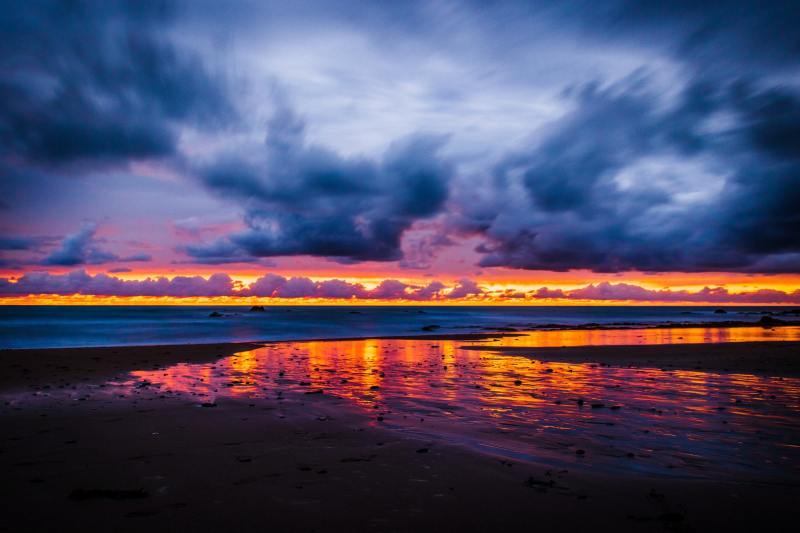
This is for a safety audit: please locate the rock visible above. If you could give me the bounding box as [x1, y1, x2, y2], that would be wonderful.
[249, 305, 266, 312]
[757, 315, 786, 327]
[421, 324, 441, 332]
[209, 311, 223, 318]
[525, 476, 555, 488]
[713, 308, 727, 314]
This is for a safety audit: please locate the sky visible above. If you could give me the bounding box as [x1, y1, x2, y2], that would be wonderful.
[1, 0, 799, 304]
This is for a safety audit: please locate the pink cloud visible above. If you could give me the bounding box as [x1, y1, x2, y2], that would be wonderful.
[533, 282, 800, 304]
[2, 272, 799, 304]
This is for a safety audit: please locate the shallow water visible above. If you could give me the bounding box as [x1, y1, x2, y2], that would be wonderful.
[3, 305, 799, 348]
[113, 328, 800, 481]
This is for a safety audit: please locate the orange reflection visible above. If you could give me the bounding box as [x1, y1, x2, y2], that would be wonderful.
[469, 325, 800, 348]
[124, 328, 800, 481]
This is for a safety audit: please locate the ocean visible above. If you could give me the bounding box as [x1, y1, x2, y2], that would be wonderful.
[0, 305, 796, 349]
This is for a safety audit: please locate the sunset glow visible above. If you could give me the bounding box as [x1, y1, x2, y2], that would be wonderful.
[2, 3, 799, 531]
[2, 1, 799, 305]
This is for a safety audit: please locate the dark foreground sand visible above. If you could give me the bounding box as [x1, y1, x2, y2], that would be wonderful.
[2, 339, 799, 532]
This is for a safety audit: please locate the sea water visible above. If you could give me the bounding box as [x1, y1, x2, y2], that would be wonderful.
[0, 305, 797, 349]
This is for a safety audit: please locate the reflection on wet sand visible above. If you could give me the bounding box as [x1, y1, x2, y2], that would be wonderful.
[477, 325, 800, 347]
[123, 328, 800, 481]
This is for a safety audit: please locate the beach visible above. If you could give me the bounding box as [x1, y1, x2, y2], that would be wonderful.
[2, 332, 799, 532]
[4, 0, 800, 530]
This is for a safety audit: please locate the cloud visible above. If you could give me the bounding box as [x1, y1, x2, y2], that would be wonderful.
[41, 224, 118, 266]
[0, 237, 39, 250]
[122, 254, 153, 263]
[0, 270, 478, 300]
[584, 0, 800, 74]
[244, 274, 454, 300]
[445, 278, 483, 299]
[180, 239, 261, 265]
[188, 100, 453, 263]
[40, 223, 150, 266]
[399, 227, 453, 270]
[0, 270, 235, 297]
[532, 281, 800, 304]
[449, 73, 800, 273]
[1, 1, 799, 276]
[2, 270, 799, 303]
[0, 0, 232, 166]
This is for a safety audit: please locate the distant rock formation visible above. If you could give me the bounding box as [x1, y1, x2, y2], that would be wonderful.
[757, 316, 785, 328]
[209, 311, 223, 318]
[249, 305, 266, 312]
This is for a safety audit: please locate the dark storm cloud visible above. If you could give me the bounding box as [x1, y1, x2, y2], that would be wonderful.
[589, 0, 800, 73]
[41, 224, 117, 266]
[417, 0, 800, 274]
[2, 0, 799, 275]
[178, 240, 262, 265]
[452, 70, 800, 273]
[0, 236, 40, 250]
[0, 0, 231, 165]
[41, 223, 151, 266]
[190, 102, 453, 263]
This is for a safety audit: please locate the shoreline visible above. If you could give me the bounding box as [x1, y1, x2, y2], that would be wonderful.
[463, 340, 800, 377]
[3, 316, 800, 352]
[4, 333, 800, 390]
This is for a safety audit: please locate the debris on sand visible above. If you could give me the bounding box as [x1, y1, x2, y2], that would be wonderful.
[69, 488, 148, 501]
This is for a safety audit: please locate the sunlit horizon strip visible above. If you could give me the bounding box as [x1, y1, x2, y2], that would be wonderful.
[2, 295, 798, 306]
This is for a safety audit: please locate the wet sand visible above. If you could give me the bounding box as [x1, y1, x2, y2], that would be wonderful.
[466, 340, 800, 377]
[0, 342, 264, 390]
[2, 336, 799, 532]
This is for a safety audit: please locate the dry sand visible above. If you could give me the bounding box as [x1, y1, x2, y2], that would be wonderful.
[2, 339, 799, 532]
